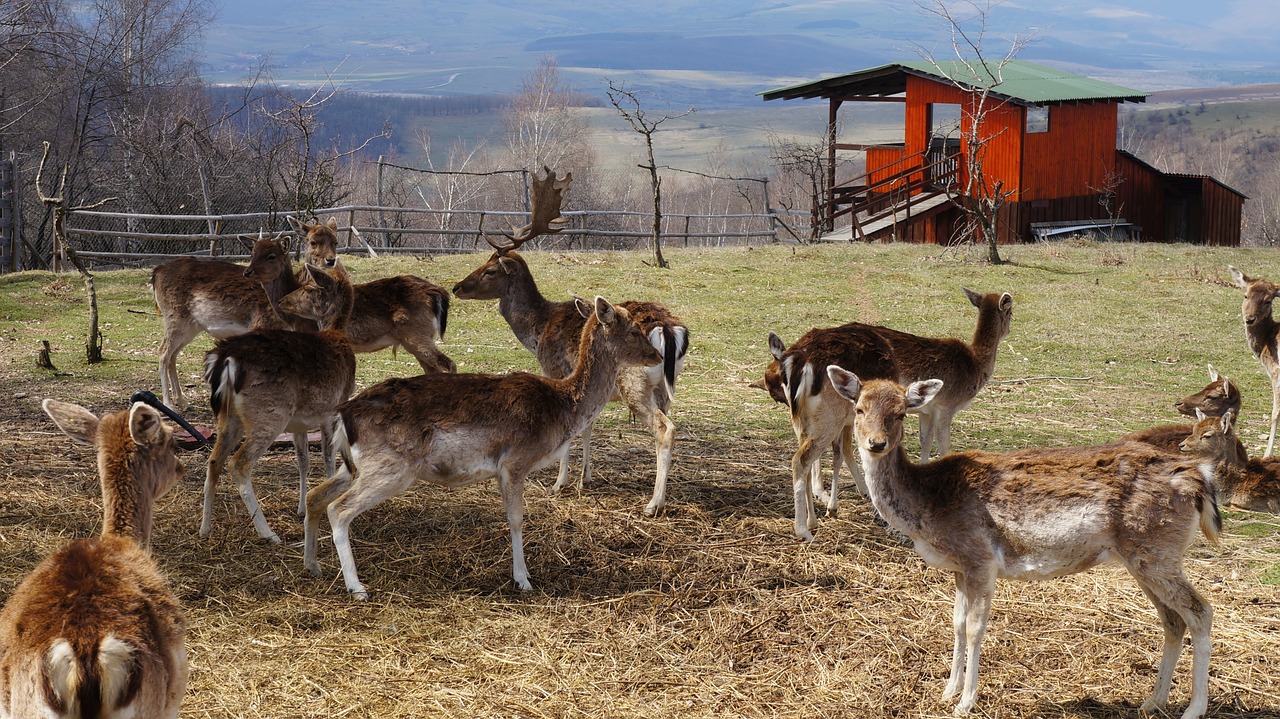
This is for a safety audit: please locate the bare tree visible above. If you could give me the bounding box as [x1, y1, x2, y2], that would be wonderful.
[503, 56, 594, 178]
[606, 80, 695, 268]
[916, 0, 1033, 264]
[768, 131, 836, 243]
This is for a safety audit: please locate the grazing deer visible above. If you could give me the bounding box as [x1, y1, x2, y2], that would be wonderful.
[201, 264, 356, 543]
[1121, 364, 1244, 454]
[1180, 409, 1280, 513]
[0, 399, 187, 718]
[762, 326, 899, 539]
[827, 367, 1218, 719]
[303, 296, 663, 598]
[451, 168, 689, 516]
[1230, 265, 1280, 457]
[288, 216, 456, 374]
[150, 234, 307, 410]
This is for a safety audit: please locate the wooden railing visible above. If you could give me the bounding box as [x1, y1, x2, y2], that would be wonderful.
[819, 149, 961, 239]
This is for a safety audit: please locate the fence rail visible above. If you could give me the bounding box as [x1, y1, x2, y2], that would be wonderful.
[59, 204, 806, 267]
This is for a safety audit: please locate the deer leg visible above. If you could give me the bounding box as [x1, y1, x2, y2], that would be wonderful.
[228, 431, 280, 543]
[950, 568, 995, 715]
[158, 323, 199, 410]
[402, 335, 457, 374]
[1129, 564, 1212, 719]
[791, 437, 822, 541]
[201, 419, 242, 539]
[578, 420, 594, 490]
[302, 465, 355, 577]
[292, 432, 310, 520]
[935, 409, 957, 457]
[840, 424, 867, 498]
[498, 467, 532, 591]
[917, 410, 937, 462]
[325, 458, 418, 600]
[640, 404, 675, 517]
[1267, 384, 1280, 458]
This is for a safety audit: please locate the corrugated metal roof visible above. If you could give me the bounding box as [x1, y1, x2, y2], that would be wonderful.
[761, 60, 1147, 106]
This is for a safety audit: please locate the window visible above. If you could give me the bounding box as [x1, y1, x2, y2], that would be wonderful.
[1026, 106, 1050, 133]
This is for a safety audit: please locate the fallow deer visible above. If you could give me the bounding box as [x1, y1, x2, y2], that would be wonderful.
[1180, 409, 1280, 513]
[1121, 364, 1244, 455]
[302, 296, 663, 598]
[762, 326, 899, 539]
[150, 234, 306, 410]
[201, 264, 356, 543]
[757, 289, 1011, 536]
[288, 216, 455, 374]
[451, 168, 689, 516]
[0, 400, 188, 718]
[827, 367, 1218, 719]
[1230, 265, 1280, 456]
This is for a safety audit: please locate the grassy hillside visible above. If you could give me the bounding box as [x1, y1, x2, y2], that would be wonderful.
[0, 241, 1277, 717]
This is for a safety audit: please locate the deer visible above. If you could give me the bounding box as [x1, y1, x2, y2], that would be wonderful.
[761, 326, 899, 540]
[826, 367, 1219, 719]
[1121, 364, 1244, 455]
[302, 296, 664, 598]
[150, 233, 309, 411]
[451, 168, 689, 516]
[1180, 409, 1280, 513]
[757, 289, 1012, 537]
[201, 263, 356, 544]
[287, 216, 456, 375]
[1229, 265, 1280, 457]
[0, 399, 188, 718]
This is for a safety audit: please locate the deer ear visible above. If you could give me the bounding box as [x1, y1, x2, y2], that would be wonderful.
[574, 296, 593, 318]
[326, 217, 339, 230]
[236, 235, 256, 252]
[593, 296, 616, 324]
[963, 287, 983, 308]
[286, 215, 304, 232]
[128, 402, 165, 446]
[1221, 409, 1236, 431]
[497, 256, 519, 275]
[768, 331, 787, 361]
[826, 365, 862, 403]
[999, 293, 1013, 311]
[1195, 408, 1207, 421]
[42, 399, 99, 446]
[1229, 265, 1248, 288]
[1207, 363, 1220, 381]
[905, 379, 944, 411]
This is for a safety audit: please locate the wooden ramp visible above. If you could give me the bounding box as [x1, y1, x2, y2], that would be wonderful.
[819, 192, 953, 242]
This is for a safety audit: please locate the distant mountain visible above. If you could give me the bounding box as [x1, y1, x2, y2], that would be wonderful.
[203, 0, 1280, 106]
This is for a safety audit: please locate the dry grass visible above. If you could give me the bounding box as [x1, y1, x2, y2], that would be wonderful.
[1, 243, 1278, 718]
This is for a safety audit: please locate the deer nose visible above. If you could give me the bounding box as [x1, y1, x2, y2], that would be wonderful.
[324, 257, 336, 268]
[867, 439, 887, 453]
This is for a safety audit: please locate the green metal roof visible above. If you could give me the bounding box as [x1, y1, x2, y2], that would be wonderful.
[761, 60, 1147, 106]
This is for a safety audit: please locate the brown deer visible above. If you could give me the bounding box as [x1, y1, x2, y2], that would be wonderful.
[826, 367, 1218, 719]
[201, 264, 356, 543]
[287, 216, 455, 374]
[302, 296, 663, 598]
[1230, 265, 1280, 457]
[756, 290, 1011, 536]
[451, 168, 689, 516]
[150, 233, 307, 410]
[762, 326, 899, 539]
[1121, 364, 1244, 454]
[1180, 409, 1280, 513]
[0, 400, 187, 718]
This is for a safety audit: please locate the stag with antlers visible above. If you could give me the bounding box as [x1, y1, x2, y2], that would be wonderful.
[453, 168, 689, 516]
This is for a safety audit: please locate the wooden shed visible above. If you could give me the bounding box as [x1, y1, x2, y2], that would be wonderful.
[762, 60, 1245, 245]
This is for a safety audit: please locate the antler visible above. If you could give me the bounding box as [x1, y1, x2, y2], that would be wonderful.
[486, 166, 572, 251]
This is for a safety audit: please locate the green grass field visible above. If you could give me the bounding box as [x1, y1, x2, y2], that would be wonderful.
[0, 241, 1277, 717]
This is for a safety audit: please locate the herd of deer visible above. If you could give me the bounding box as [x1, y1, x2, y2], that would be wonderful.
[3, 169, 1280, 717]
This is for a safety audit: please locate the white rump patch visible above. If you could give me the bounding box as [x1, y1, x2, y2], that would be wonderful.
[98, 636, 136, 709]
[43, 639, 80, 711]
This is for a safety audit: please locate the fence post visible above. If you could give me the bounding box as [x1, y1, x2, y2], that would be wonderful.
[0, 154, 14, 272]
[376, 155, 390, 247]
[763, 178, 779, 244]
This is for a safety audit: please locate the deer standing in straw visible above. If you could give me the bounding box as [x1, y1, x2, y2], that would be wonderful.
[758, 289, 1011, 536]
[1229, 265, 1280, 456]
[0, 400, 188, 718]
[287, 216, 456, 374]
[201, 264, 356, 543]
[303, 296, 663, 598]
[452, 168, 689, 516]
[150, 234, 309, 411]
[826, 367, 1218, 719]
